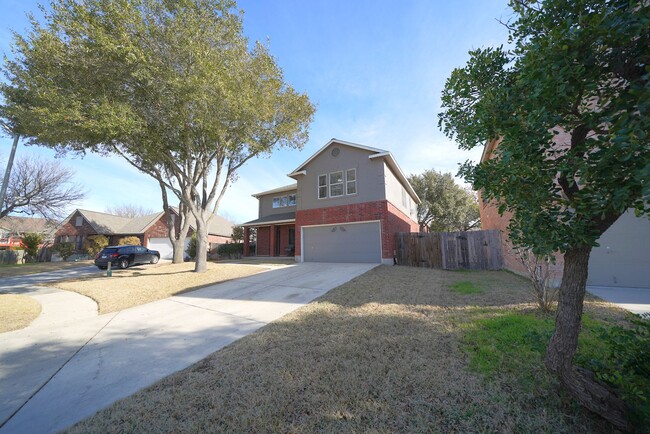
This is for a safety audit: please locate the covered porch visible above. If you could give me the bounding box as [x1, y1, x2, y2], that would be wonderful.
[242, 212, 295, 258]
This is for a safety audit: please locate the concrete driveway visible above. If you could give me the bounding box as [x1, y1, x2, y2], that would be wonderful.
[0, 262, 376, 434]
[587, 285, 650, 316]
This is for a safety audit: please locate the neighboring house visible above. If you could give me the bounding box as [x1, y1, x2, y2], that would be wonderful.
[242, 138, 420, 264]
[55, 209, 234, 259]
[0, 216, 57, 249]
[479, 139, 650, 288]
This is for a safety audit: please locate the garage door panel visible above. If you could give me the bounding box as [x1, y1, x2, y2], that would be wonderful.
[148, 237, 190, 260]
[303, 222, 381, 263]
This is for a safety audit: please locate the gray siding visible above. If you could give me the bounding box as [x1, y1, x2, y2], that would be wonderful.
[588, 210, 650, 288]
[384, 163, 418, 221]
[297, 143, 386, 210]
[258, 190, 297, 219]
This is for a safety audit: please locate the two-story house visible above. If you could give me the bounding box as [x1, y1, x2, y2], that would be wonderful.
[242, 139, 420, 264]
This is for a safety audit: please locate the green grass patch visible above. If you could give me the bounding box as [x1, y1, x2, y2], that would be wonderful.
[449, 280, 483, 294]
[462, 311, 650, 425]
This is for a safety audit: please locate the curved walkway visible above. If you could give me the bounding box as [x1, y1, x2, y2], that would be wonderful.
[0, 262, 377, 434]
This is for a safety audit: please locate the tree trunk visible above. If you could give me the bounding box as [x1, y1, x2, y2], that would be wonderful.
[171, 237, 186, 263]
[0, 134, 19, 215]
[194, 215, 209, 273]
[546, 246, 630, 430]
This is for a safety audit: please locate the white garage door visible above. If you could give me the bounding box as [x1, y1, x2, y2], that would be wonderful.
[302, 221, 382, 263]
[148, 238, 191, 260]
[148, 238, 173, 259]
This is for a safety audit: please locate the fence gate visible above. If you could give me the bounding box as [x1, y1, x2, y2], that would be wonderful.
[396, 230, 503, 270]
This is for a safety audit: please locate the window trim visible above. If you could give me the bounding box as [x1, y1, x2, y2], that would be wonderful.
[318, 174, 328, 199]
[346, 168, 357, 196]
[329, 171, 344, 197]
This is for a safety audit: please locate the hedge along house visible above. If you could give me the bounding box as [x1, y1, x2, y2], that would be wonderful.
[242, 139, 420, 264]
[55, 209, 234, 259]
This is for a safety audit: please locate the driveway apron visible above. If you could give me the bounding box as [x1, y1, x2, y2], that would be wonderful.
[0, 262, 376, 434]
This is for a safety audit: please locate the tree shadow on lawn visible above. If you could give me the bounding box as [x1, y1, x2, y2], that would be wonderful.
[68, 266, 619, 434]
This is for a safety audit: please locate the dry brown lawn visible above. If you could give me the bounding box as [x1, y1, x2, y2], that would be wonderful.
[0, 294, 41, 333]
[0, 260, 92, 278]
[49, 262, 268, 314]
[68, 266, 625, 433]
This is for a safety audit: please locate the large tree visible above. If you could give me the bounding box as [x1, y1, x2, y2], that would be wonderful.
[439, 0, 649, 428]
[2, 0, 315, 272]
[408, 169, 479, 232]
[0, 155, 84, 220]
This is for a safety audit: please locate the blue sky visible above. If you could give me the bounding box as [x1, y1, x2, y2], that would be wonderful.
[0, 0, 512, 223]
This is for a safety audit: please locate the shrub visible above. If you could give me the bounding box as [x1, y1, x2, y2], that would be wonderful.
[84, 235, 109, 257]
[52, 242, 75, 260]
[513, 248, 558, 312]
[187, 233, 197, 259]
[117, 236, 141, 246]
[20, 232, 43, 262]
[575, 316, 650, 425]
[217, 242, 243, 259]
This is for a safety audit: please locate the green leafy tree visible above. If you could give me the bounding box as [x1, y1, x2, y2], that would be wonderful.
[2, 0, 315, 273]
[117, 236, 141, 246]
[439, 0, 649, 428]
[52, 242, 74, 260]
[20, 232, 43, 262]
[408, 170, 480, 232]
[83, 234, 109, 257]
[231, 225, 244, 244]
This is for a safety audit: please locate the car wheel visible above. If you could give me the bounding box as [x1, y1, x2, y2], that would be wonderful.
[97, 266, 107, 270]
[118, 258, 129, 269]
[151, 255, 159, 264]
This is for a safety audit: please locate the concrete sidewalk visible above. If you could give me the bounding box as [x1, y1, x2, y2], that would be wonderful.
[0, 262, 377, 434]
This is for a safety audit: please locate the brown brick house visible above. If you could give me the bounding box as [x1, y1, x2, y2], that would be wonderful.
[479, 139, 650, 288]
[56, 208, 234, 259]
[242, 139, 420, 264]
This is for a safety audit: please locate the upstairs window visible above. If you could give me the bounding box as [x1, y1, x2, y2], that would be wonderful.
[318, 175, 328, 199]
[318, 169, 357, 199]
[346, 169, 357, 195]
[273, 193, 296, 208]
[75, 216, 83, 227]
[329, 171, 344, 197]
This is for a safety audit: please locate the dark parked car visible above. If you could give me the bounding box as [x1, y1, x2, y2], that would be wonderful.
[94, 245, 160, 270]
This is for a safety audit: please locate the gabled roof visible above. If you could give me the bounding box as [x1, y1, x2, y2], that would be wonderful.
[251, 183, 297, 198]
[288, 138, 386, 176]
[287, 138, 421, 204]
[0, 216, 57, 238]
[60, 208, 235, 237]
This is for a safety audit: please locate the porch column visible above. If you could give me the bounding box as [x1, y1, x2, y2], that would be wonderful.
[243, 227, 250, 256]
[270, 224, 277, 257]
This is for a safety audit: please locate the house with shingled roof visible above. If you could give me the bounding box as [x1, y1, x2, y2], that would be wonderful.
[242, 138, 420, 264]
[55, 208, 234, 259]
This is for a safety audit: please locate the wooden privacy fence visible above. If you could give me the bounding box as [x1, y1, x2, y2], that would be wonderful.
[395, 230, 503, 270]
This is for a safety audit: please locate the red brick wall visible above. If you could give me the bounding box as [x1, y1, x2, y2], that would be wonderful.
[55, 211, 98, 250]
[257, 227, 270, 256]
[295, 200, 418, 260]
[479, 192, 564, 278]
